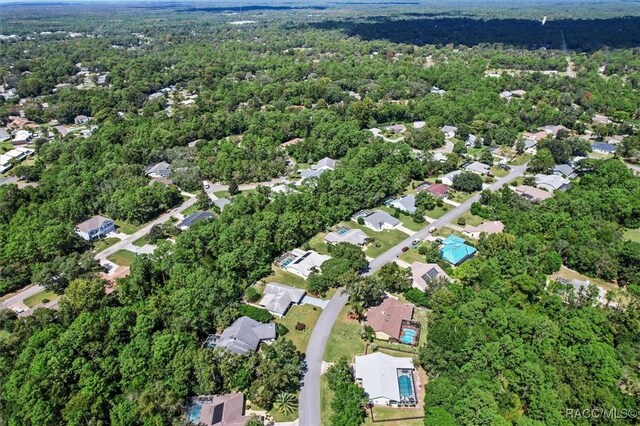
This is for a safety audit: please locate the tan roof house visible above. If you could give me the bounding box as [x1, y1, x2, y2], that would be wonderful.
[365, 297, 414, 341]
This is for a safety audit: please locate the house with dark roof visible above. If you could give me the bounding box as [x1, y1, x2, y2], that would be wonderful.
[186, 393, 253, 426]
[177, 211, 214, 230]
[411, 262, 450, 291]
[76, 215, 116, 241]
[207, 316, 276, 355]
[591, 142, 617, 155]
[365, 297, 414, 341]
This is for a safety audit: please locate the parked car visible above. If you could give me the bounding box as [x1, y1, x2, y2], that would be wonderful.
[401, 246, 409, 252]
[429, 226, 437, 233]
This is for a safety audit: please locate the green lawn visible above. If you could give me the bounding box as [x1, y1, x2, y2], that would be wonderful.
[213, 190, 228, 198]
[457, 211, 484, 227]
[132, 235, 151, 247]
[24, 291, 58, 308]
[366, 406, 424, 426]
[0, 141, 13, 153]
[181, 203, 200, 216]
[263, 268, 308, 290]
[339, 221, 408, 258]
[424, 205, 450, 220]
[398, 248, 425, 265]
[490, 166, 509, 177]
[320, 375, 334, 426]
[93, 237, 120, 252]
[0, 330, 12, 341]
[114, 220, 143, 235]
[447, 191, 476, 203]
[107, 249, 137, 267]
[276, 304, 323, 353]
[434, 226, 466, 240]
[324, 305, 366, 363]
[624, 228, 640, 243]
[510, 154, 532, 166]
[379, 206, 428, 232]
[308, 233, 331, 255]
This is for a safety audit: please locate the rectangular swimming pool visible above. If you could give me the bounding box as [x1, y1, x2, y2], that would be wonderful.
[398, 320, 421, 346]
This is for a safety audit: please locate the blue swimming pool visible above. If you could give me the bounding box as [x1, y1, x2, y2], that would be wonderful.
[398, 374, 414, 399]
[400, 328, 417, 345]
[186, 402, 202, 423]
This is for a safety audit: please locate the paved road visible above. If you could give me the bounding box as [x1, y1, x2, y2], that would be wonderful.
[94, 196, 198, 261]
[297, 163, 528, 425]
[298, 290, 349, 426]
[0, 284, 45, 312]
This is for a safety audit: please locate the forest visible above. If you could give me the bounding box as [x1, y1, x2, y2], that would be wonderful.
[0, 1, 639, 425]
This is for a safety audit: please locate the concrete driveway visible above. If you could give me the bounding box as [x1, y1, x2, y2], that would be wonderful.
[301, 295, 329, 309]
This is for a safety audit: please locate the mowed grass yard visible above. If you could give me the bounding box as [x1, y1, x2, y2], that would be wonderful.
[24, 290, 58, 308]
[324, 305, 366, 363]
[114, 220, 143, 235]
[624, 228, 640, 243]
[263, 268, 308, 290]
[276, 304, 322, 353]
[339, 221, 408, 258]
[107, 249, 137, 267]
[93, 237, 120, 252]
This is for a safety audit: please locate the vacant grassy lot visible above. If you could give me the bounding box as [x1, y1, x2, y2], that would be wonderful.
[624, 228, 640, 243]
[490, 166, 509, 177]
[114, 220, 143, 235]
[398, 248, 425, 264]
[434, 226, 466, 240]
[424, 205, 450, 220]
[107, 249, 137, 267]
[509, 154, 532, 165]
[180, 203, 200, 216]
[276, 304, 322, 353]
[263, 268, 308, 290]
[365, 405, 424, 426]
[308, 232, 331, 255]
[93, 237, 120, 252]
[457, 211, 484, 227]
[447, 191, 476, 203]
[132, 235, 151, 247]
[324, 305, 366, 363]
[24, 291, 58, 308]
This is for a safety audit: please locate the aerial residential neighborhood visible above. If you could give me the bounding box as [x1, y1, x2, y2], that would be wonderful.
[1, 2, 640, 426]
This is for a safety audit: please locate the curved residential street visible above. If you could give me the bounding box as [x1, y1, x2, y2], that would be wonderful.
[298, 163, 528, 425]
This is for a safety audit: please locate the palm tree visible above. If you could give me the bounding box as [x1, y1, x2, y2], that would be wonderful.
[273, 392, 298, 415]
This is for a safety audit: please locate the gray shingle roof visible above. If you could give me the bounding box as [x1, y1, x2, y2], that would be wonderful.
[215, 316, 276, 355]
[178, 211, 214, 229]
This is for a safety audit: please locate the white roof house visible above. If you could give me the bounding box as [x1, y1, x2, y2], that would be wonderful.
[440, 170, 461, 186]
[440, 125, 457, 139]
[534, 174, 570, 192]
[355, 210, 401, 231]
[280, 249, 331, 278]
[464, 161, 490, 175]
[259, 283, 306, 317]
[300, 157, 336, 180]
[12, 130, 30, 145]
[354, 352, 416, 406]
[462, 221, 505, 239]
[389, 194, 417, 214]
[324, 227, 370, 246]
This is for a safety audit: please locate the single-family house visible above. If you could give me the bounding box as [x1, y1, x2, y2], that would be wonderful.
[522, 139, 537, 154]
[300, 157, 337, 180]
[591, 142, 617, 155]
[207, 316, 276, 355]
[466, 134, 479, 147]
[513, 185, 553, 202]
[439, 235, 476, 265]
[389, 194, 417, 214]
[144, 161, 171, 179]
[353, 210, 400, 232]
[541, 125, 569, 138]
[7, 117, 36, 130]
[464, 161, 491, 176]
[411, 262, 450, 291]
[11, 130, 30, 145]
[430, 86, 446, 95]
[74, 115, 90, 125]
[440, 170, 461, 187]
[177, 211, 214, 230]
[412, 121, 426, 129]
[324, 227, 370, 246]
[462, 221, 505, 239]
[534, 174, 570, 192]
[592, 114, 612, 125]
[259, 283, 306, 317]
[185, 393, 252, 426]
[76, 215, 116, 241]
[522, 130, 550, 142]
[354, 353, 417, 406]
[365, 297, 414, 341]
[213, 198, 231, 212]
[440, 125, 457, 139]
[552, 164, 577, 179]
[278, 248, 331, 278]
[417, 182, 449, 198]
[385, 124, 407, 134]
